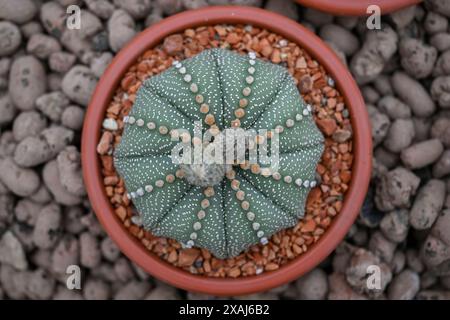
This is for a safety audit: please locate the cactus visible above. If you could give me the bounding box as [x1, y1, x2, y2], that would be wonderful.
[114, 48, 324, 259]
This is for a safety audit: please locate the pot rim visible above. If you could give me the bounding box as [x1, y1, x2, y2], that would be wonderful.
[82, 6, 372, 296]
[295, 0, 422, 16]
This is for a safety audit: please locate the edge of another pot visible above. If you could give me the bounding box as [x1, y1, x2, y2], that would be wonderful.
[295, 0, 422, 16]
[82, 6, 372, 296]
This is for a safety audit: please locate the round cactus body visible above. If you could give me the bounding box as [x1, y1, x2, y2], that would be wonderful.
[114, 48, 324, 259]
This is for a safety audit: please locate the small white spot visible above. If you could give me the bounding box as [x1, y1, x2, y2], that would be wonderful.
[260, 237, 268, 245]
[286, 119, 294, 128]
[147, 122, 156, 130]
[155, 180, 164, 187]
[302, 109, 309, 116]
[186, 240, 194, 247]
[245, 76, 254, 84]
[190, 232, 197, 240]
[184, 74, 192, 82]
[136, 119, 144, 127]
[307, 104, 312, 112]
[136, 188, 144, 196]
[197, 210, 206, 220]
[242, 87, 251, 96]
[252, 222, 260, 231]
[295, 178, 303, 186]
[257, 230, 264, 238]
[123, 116, 129, 123]
[144, 185, 153, 193]
[130, 192, 136, 199]
[179, 66, 186, 74]
[193, 222, 202, 231]
[247, 212, 255, 221]
[248, 66, 255, 74]
[284, 176, 292, 183]
[295, 114, 303, 121]
[303, 180, 310, 188]
[310, 180, 317, 188]
[248, 52, 256, 59]
[128, 116, 135, 124]
[249, 59, 256, 65]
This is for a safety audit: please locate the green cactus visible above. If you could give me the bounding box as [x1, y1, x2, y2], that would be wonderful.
[114, 48, 324, 259]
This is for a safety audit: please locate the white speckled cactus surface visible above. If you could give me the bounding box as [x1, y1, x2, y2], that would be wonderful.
[114, 48, 324, 258]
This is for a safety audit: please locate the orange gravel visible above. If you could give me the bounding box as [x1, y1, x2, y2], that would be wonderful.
[97, 24, 353, 278]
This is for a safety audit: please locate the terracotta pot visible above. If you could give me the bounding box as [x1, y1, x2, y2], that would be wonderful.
[82, 6, 371, 296]
[295, 0, 422, 16]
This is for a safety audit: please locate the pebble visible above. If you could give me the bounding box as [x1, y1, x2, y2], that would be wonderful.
[433, 150, 450, 178]
[430, 117, 450, 147]
[392, 71, 436, 117]
[0, 265, 28, 299]
[424, 11, 448, 34]
[178, 248, 200, 267]
[328, 272, 367, 300]
[14, 126, 74, 167]
[350, 26, 398, 84]
[368, 231, 397, 263]
[39, 2, 66, 38]
[431, 76, 450, 108]
[377, 96, 411, 119]
[114, 281, 151, 300]
[163, 34, 184, 56]
[108, 9, 136, 53]
[401, 139, 444, 169]
[387, 270, 420, 300]
[265, 0, 299, 21]
[316, 118, 337, 136]
[49, 52, 76, 73]
[0, 21, 22, 57]
[83, 278, 111, 300]
[9, 55, 47, 111]
[26, 33, 61, 59]
[295, 268, 328, 300]
[61, 105, 85, 130]
[406, 249, 425, 273]
[145, 284, 181, 300]
[319, 24, 359, 56]
[20, 21, 43, 39]
[383, 119, 415, 153]
[84, 0, 114, 19]
[36, 91, 70, 123]
[399, 38, 437, 79]
[80, 232, 101, 268]
[102, 118, 118, 131]
[0, 157, 40, 197]
[78, 10, 103, 39]
[410, 179, 446, 230]
[380, 209, 409, 243]
[0, 0, 37, 24]
[14, 198, 44, 226]
[0, 94, 16, 126]
[0, 231, 28, 270]
[425, 0, 450, 18]
[90, 52, 113, 78]
[375, 167, 420, 212]
[33, 203, 62, 249]
[57, 146, 86, 197]
[62, 65, 98, 107]
[42, 160, 83, 206]
[51, 235, 79, 274]
[367, 105, 390, 147]
[421, 208, 450, 270]
[346, 248, 392, 296]
[114, 0, 152, 19]
[26, 269, 55, 300]
[12, 111, 47, 142]
[332, 129, 352, 143]
[97, 131, 113, 155]
[100, 237, 120, 262]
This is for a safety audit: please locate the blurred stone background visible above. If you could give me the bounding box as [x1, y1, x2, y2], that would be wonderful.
[1, 0, 450, 300]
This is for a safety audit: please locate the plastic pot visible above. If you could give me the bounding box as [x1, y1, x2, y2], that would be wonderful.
[295, 0, 422, 16]
[82, 6, 371, 296]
